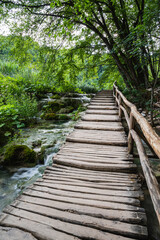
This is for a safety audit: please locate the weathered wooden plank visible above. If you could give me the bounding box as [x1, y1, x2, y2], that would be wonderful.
[53, 157, 137, 172]
[41, 177, 141, 191]
[17, 194, 147, 224]
[75, 121, 123, 130]
[3, 207, 144, 240]
[90, 102, 115, 106]
[9, 201, 148, 239]
[82, 114, 120, 122]
[49, 165, 138, 179]
[43, 172, 140, 187]
[63, 142, 129, 152]
[56, 152, 133, 163]
[29, 184, 140, 206]
[44, 168, 139, 183]
[88, 105, 118, 110]
[33, 180, 143, 199]
[86, 109, 118, 115]
[0, 226, 37, 240]
[58, 149, 131, 158]
[26, 186, 144, 212]
[0, 213, 79, 240]
[54, 155, 134, 166]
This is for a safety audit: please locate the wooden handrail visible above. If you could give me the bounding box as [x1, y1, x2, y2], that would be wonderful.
[113, 83, 160, 225]
[113, 83, 160, 158]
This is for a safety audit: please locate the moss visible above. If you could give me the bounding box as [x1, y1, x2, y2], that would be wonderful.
[41, 113, 57, 120]
[62, 98, 82, 109]
[50, 94, 61, 99]
[58, 106, 74, 114]
[58, 114, 71, 121]
[3, 145, 37, 167]
[47, 101, 64, 112]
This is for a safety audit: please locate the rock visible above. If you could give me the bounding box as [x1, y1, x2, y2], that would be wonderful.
[33, 147, 44, 164]
[58, 114, 71, 121]
[0, 226, 37, 240]
[58, 106, 74, 114]
[50, 94, 61, 99]
[47, 100, 64, 111]
[62, 98, 82, 109]
[32, 140, 42, 148]
[3, 145, 37, 167]
[41, 113, 58, 120]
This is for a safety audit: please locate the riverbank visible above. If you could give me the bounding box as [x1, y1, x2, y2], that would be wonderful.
[0, 92, 93, 212]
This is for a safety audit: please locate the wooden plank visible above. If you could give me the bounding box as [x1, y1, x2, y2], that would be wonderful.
[54, 155, 133, 165]
[75, 121, 123, 130]
[9, 201, 148, 239]
[2, 207, 144, 240]
[63, 142, 129, 153]
[0, 213, 79, 240]
[41, 177, 140, 191]
[66, 130, 127, 146]
[88, 105, 118, 110]
[33, 180, 143, 198]
[45, 168, 139, 182]
[25, 186, 144, 212]
[17, 194, 147, 224]
[82, 114, 120, 122]
[29, 184, 140, 206]
[66, 137, 127, 146]
[43, 172, 140, 187]
[0, 226, 37, 240]
[53, 157, 137, 172]
[86, 109, 118, 115]
[56, 152, 133, 162]
[90, 102, 115, 106]
[57, 149, 130, 158]
[49, 165, 138, 179]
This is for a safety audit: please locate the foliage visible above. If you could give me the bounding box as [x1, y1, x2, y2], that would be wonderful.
[0, 0, 159, 90]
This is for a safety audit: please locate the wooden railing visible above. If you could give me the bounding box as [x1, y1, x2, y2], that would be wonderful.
[113, 83, 160, 225]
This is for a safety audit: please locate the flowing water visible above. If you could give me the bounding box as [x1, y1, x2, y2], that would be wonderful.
[0, 93, 92, 213]
[0, 120, 76, 212]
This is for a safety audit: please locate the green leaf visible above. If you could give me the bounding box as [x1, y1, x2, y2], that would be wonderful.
[4, 131, 12, 137]
[17, 123, 25, 128]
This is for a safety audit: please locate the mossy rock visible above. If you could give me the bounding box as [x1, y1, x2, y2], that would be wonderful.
[58, 106, 74, 114]
[47, 101, 64, 112]
[41, 113, 58, 120]
[3, 145, 37, 167]
[50, 94, 61, 99]
[62, 98, 82, 109]
[58, 114, 71, 121]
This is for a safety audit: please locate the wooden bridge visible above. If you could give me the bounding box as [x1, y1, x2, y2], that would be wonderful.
[0, 85, 160, 240]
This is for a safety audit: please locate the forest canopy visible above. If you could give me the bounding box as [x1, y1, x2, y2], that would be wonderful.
[0, 0, 160, 90]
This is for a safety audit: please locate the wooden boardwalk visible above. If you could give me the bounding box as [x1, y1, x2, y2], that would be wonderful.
[0, 90, 148, 240]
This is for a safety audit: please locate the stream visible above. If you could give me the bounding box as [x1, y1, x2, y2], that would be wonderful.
[0, 120, 76, 212]
[0, 93, 91, 213]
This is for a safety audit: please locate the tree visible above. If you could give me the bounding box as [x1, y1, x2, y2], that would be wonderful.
[0, 0, 160, 89]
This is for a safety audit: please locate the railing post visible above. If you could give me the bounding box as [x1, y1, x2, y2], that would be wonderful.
[128, 113, 135, 154]
[119, 95, 122, 118]
[115, 90, 118, 106]
[113, 85, 115, 97]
